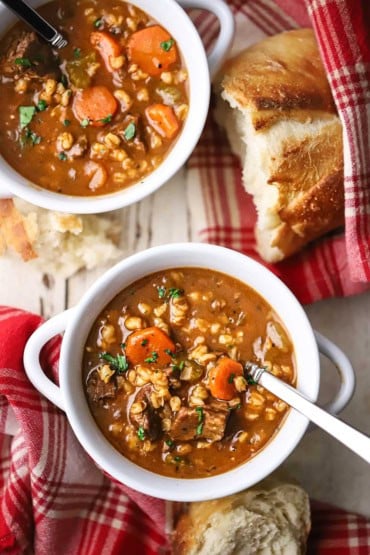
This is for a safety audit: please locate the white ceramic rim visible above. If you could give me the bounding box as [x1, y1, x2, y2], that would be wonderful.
[0, 0, 211, 213]
[59, 243, 320, 501]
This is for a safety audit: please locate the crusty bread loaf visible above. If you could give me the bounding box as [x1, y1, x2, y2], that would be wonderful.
[0, 199, 121, 277]
[172, 478, 311, 555]
[215, 28, 344, 263]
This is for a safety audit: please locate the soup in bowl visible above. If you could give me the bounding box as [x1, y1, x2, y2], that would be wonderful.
[0, 0, 234, 213]
[23, 244, 355, 500]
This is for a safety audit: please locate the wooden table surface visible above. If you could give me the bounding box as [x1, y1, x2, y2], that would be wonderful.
[1, 170, 369, 516]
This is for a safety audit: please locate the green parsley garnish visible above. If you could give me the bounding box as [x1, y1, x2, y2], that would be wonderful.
[19, 106, 36, 129]
[228, 373, 235, 384]
[168, 288, 184, 299]
[246, 375, 257, 385]
[20, 128, 42, 147]
[124, 122, 136, 141]
[100, 352, 129, 373]
[160, 38, 175, 52]
[164, 348, 176, 358]
[15, 57, 32, 68]
[174, 456, 184, 463]
[157, 285, 166, 299]
[61, 74, 68, 88]
[58, 152, 67, 161]
[195, 406, 204, 436]
[141, 339, 149, 346]
[94, 17, 103, 28]
[80, 118, 90, 128]
[165, 439, 174, 447]
[37, 99, 47, 112]
[63, 119, 71, 127]
[144, 351, 158, 364]
[100, 114, 112, 124]
[137, 427, 145, 441]
[73, 47, 81, 59]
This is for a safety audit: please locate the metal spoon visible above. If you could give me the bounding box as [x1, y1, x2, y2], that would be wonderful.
[0, 0, 67, 48]
[245, 363, 370, 464]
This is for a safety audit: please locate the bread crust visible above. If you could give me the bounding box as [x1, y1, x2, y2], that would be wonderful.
[216, 29, 344, 262]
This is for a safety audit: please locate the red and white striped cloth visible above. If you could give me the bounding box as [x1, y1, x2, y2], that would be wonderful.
[1, 302, 369, 554]
[187, 0, 370, 304]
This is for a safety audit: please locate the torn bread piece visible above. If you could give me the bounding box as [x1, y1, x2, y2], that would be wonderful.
[172, 477, 311, 555]
[0, 199, 122, 278]
[215, 28, 344, 263]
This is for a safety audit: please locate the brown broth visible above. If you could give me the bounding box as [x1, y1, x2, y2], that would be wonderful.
[83, 268, 296, 478]
[0, 0, 188, 195]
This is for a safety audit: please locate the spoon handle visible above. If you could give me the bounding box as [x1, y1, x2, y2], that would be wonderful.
[0, 0, 67, 48]
[253, 368, 370, 464]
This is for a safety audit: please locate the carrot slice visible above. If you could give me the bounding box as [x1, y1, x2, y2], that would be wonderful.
[90, 31, 122, 72]
[73, 86, 118, 127]
[125, 326, 176, 366]
[209, 358, 244, 401]
[145, 103, 179, 139]
[127, 25, 178, 76]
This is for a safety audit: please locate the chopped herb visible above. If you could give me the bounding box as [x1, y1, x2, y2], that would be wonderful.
[61, 74, 68, 88]
[171, 360, 185, 373]
[80, 118, 90, 128]
[100, 352, 129, 373]
[58, 152, 67, 161]
[19, 106, 36, 129]
[19, 127, 41, 147]
[141, 339, 149, 346]
[124, 122, 136, 140]
[94, 17, 103, 28]
[15, 57, 32, 68]
[174, 456, 183, 463]
[179, 360, 185, 370]
[246, 375, 257, 385]
[157, 285, 166, 299]
[228, 373, 236, 384]
[63, 119, 71, 127]
[160, 38, 175, 52]
[73, 47, 81, 59]
[165, 439, 174, 447]
[137, 427, 145, 441]
[195, 406, 204, 436]
[164, 348, 176, 358]
[144, 351, 158, 364]
[37, 99, 48, 112]
[100, 114, 112, 124]
[120, 342, 126, 349]
[168, 288, 184, 299]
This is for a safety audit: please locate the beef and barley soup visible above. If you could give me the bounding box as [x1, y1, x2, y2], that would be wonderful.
[0, 0, 188, 195]
[83, 269, 296, 478]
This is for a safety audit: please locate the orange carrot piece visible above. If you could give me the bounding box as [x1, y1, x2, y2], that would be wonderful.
[73, 86, 118, 127]
[209, 358, 244, 401]
[125, 326, 176, 366]
[90, 31, 122, 72]
[145, 103, 179, 139]
[127, 25, 177, 76]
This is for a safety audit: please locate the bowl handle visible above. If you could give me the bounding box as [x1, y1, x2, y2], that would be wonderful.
[314, 330, 355, 415]
[177, 0, 235, 78]
[23, 309, 74, 411]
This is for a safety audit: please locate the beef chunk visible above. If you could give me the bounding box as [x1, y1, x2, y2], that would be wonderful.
[0, 31, 60, 80]
[112, 114, 146, 153]
[87, 374, 117, 403]
[129, 385, 161, 441]
[170, 403, 229, 443]
[67, 135, 88, 159]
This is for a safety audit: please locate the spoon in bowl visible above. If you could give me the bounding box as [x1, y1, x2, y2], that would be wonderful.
[245, 362, 370, 464]
[0, 0, 67, 48]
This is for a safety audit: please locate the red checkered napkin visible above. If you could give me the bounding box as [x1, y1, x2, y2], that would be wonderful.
[1, 307, 370, 554]
[187, 0, 370, 304]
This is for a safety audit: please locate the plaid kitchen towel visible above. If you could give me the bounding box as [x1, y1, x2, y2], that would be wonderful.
[1, 307, 370, 553]
[187, 0, 370, 303]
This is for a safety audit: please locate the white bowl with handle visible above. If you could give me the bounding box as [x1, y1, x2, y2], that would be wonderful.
[0, 0, 234, 213]
[23, 243, 356, 501]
